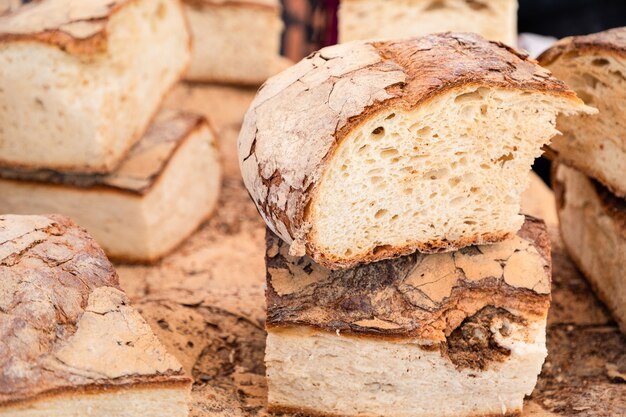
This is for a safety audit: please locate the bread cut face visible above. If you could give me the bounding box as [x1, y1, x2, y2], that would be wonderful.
[554, 164, 626, 335]
[0, 214, 191, 416]
[265, 216, 551, 417]
[539, 28, 626, 197]
[339, 0, 518, 45]
[239, 33, 592, 269]
[0, 0, 190, 173]
[183, 0, 285, 85]
[310, 86, 574, 265]
[0, 110, 221, 263]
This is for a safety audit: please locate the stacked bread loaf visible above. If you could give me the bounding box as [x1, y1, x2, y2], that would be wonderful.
[0, 0, 222, 262]
[339, 0, 518, 45]
[238, 33, 591, 416]
[182, 0, 287, 85]
[539, 28, 626, 335]
[0, 214, 191, 416]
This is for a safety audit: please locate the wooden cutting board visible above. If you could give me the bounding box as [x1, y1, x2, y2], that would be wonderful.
[116, 83, 626, 417]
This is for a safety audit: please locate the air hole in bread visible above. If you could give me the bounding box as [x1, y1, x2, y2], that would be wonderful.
[592, 58, 610, 67]
[372, 244, 392, 255]
[374, 209, 388, 219]
[424, 0, 446, 12]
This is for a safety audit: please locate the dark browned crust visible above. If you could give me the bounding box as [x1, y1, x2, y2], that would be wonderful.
[538, 27, 626, 67]
[266, 216, 551, 341]
[0, 112, 210, 196]
[0, 378, 192, 409]
[267, 403, 522, 417]
[0, 0, 130, 56]
[241, 32, 583, 270]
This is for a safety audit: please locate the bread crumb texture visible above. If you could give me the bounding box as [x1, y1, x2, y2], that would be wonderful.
[0, 214, 186, 406]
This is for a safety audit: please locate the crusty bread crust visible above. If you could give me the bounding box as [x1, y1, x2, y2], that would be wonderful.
[266, 216, 551, 341]
[0, 0, 130, 55]
[538, 27, 626, 67]
[239, 32, 584, 268]
[0, 111, 214, 196]
[0, 214, 190, 406]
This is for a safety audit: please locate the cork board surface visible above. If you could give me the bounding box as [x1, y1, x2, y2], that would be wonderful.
[117, 83, 625, 417]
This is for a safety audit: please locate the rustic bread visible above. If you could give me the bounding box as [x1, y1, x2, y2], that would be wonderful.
[183, 0, 285, 85]
[539, 28, 626, 198]
[0, 0, 190, 173]
[554, 164, 626, 334]
[265, 216, 551, 417]
[0, 214, 191, 416]
[339, 0, 518, 45]
[0, 110, 221, 263]
[238, 32, 592, 269]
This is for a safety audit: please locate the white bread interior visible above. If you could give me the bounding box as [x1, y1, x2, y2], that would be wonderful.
[0, 117, 221, 263]
[266, 321, 547, 417]
[184, 0, 284, 85]
[0, 0, 190, 172]
[2, 386, 189, 417]
[544, 51, 626, 197]
[308, 86, 587, 264]
[555, 164, 626, 334]
[339, 0, 518, 45]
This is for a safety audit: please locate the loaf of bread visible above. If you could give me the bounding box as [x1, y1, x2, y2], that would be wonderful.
[339, 0, 518, 45]
[0, 110, 221, 263]
[0, 0, 190, 173]
[265, 216, 551, 417]
[539, 28, 626, 197]
[554, 164, 626, 334]
[238, 33, 592, 269]
[0, 214, 191, 416]
[183, 0, 285, 85]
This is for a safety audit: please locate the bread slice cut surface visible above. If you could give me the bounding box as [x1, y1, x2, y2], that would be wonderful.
[239, 32, 593, 269]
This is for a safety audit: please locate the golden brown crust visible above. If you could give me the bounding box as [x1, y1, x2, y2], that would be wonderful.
[0, 214, 188, 406]
[538, 27, 626, 67]
[0, 0, 131, 55]
[0, 110, 212, 196]
[265, 216, 551, 341]
[239, 32, 583, 268]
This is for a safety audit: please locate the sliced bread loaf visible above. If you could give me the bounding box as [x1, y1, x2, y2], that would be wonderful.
[0, 0, 190, 173]
[0, 214, 191, 416]
[339, 0, 518, 45]
[554, 164, 626, 335]
[539, 27, 626, 197]
[0, 110, 221, 263]
[238, 33, 593, 269]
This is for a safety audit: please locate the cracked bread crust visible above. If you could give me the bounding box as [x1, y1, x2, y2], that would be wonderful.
[239, 32, 584, 268]
[0, 0, 131, 55]
[0, 214, 189, 407]
[0, 110, 212, 196]
[265, 216, 551, 344]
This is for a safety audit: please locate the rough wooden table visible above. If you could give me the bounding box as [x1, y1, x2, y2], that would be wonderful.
[116, 83, 626, 417]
